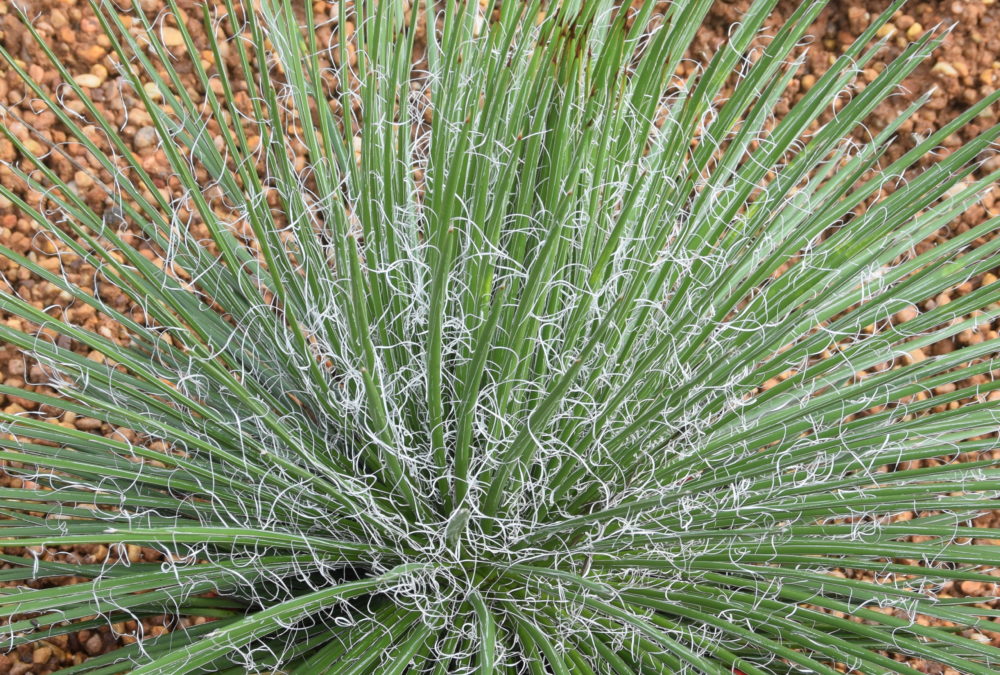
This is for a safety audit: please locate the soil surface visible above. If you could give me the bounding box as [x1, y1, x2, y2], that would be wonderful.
[0, 1, 998, 673]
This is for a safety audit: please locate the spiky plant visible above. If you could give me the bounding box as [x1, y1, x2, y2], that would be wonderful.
[1, 0, 1000, 671]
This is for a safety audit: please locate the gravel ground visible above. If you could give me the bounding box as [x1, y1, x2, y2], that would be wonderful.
[0, 0, 998, 672]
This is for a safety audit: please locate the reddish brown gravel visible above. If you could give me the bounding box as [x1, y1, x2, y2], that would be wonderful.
[0, 1, 998, 672]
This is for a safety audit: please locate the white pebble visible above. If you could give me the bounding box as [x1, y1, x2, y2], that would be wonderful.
[134, 126, 158, 149]
[74, 73, 102, 88]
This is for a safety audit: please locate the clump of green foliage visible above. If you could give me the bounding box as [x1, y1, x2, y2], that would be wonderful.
[1, 0, 1000, 672]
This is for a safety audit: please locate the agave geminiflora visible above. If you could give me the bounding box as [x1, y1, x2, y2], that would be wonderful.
[1, 0, 1000, 671]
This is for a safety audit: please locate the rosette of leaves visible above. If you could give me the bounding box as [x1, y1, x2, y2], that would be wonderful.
[1, 0, 1000, 672]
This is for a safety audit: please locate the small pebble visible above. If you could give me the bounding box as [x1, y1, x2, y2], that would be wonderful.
[33, 646, 52, 664]
[933, 61, 959, 78]
[75, 417, 103, 431]
[959, 579, 985, 596]
[73, 73, 102, 88]
[79, 44, 106, 64]
[162, 27, 184, 47]
[143, 81, 164, 100]
[895, 305, 918, 323]
[134, 126, 158, 149]
[84, 633, 103, 656]
[74, 170, 94, 188]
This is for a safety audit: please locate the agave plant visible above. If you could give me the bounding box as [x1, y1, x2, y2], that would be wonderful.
[1, 0, 1000, 671]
